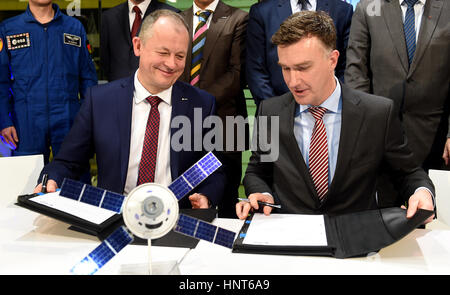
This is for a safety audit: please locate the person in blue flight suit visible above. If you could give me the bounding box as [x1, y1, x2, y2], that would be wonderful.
[0, 0, 97, 164]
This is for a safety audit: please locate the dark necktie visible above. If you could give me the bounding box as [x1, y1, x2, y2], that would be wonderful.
[137, 96, 161, 185]
[403, 0, 418, 65]
[298, 0, 311, 10]
[190, 10, 212, 87]
[308, 107, 328, 201]
[130, 6, 142, 39]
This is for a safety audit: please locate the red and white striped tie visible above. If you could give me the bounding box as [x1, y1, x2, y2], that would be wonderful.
[308, 107, 328, 201]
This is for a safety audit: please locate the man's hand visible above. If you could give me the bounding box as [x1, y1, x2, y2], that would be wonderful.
[235, 193, 274, 220]
[443, 138, 450, 166]
[403, 188, 435, 224]
[1, 126, 18, 149]
[33, 179, 58, 194]
[188, 193, 210, 209]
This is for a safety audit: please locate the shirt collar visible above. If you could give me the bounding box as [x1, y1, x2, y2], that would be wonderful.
[399, 0, 426, 6]
[128, 0, 152, 15]
[296, 76, 341, 116]
[290, 0, 317, 10]
[134, 70, 172, 106]
[193, 0, 220, 15]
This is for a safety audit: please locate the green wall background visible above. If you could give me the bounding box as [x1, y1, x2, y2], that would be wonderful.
[0, 0, 256, 11]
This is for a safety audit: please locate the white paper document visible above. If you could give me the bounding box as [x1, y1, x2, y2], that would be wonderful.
[243, 213, 328, 246]
[29, 191, 116, 225]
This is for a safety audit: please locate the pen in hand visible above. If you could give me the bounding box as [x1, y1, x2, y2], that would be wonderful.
[238, 197, 282, 209]
[41, 174, 48, 194]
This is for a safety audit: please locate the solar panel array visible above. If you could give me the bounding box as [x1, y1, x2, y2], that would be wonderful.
[174, 214, 236, 249]
[70, 226, 134, 275]
[59, 178, 125, 213]
[67, 152, 236, 275]
[168, 152, 221, 200]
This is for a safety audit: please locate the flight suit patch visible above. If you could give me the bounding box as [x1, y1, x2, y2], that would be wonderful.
[64, 33, 81, 47]
[6, 33, 31, 50]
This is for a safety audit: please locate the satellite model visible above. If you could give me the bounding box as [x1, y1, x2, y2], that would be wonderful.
[59, 152, 236, 275]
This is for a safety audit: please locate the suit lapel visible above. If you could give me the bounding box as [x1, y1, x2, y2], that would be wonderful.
[328, 84, 364, 198]
[169, 82, 191, 179]
[146, 0, 159, 16]
[281, 94, 320, 203]
[117, 77, 134, 191]
[119, 2, 132, 47]
[408, 0, 444, 77]
[181, 8, 194, 83]
[316, 0, 330, 12]
[201, 1, 230, 76]
[125, 1, 158, 47]
[277, 0, 292, 22]
[382, 0, 409, 74]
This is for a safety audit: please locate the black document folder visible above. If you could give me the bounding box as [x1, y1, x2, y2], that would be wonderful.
[17, 193, 123, 240]
[232, 207, 433, 258]
[16, 193, 216, 248]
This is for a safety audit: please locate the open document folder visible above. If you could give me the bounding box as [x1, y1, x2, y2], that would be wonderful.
[28, 191, 117, 224]
[233, 208, 434, 258]
[17, 191, 123, 239]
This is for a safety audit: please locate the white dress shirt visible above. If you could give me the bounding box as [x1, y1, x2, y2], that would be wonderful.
[290, 0, 317, 13]
[192, 0, 220, 35]
[128, 0, 152, 31]
[399, 0, 426, 42]
[294, 77, 342, 185]
[124, 70, 172, 195]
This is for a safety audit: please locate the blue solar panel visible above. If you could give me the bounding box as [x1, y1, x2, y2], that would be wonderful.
[184, 165, 206, 188]
[214, 227, 236, 249]
[80, 185, 103, 206]
[106, 226, 134, 252]
[195, 221, 216, 242]
[167, 152, 221, 201]
[198, 152, 222, 174]
[174, 214, 197, 236]
[59, 178, 125, 213]
[168, 176, 192, 201]
[71, 226, 133, 275]
[174, 214, 235, 249]
[60, 178, 84, 200]
[89, 242, 115, 269]
[101, 191, 125, 213]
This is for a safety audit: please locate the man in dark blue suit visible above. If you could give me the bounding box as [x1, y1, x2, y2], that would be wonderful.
[35, 10, 225, 209]
[246, 0, 353, 106]
[101, 0, 180, 81]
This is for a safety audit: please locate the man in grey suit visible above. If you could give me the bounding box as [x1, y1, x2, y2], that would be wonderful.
[236, 11, 434, 224]
[345, 0, 449, 207]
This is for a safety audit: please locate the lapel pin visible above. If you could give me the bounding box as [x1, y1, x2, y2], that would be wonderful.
[181, 97, 189, 101]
